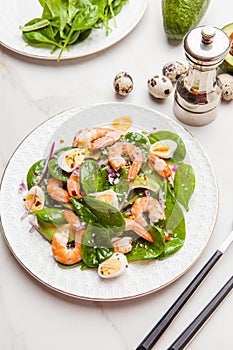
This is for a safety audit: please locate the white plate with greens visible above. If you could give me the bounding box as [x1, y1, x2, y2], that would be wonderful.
[0, 103, 218, 301]
[0, 0, 148, 61]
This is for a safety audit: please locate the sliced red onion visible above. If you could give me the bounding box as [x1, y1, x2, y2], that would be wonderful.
[21, 210, 29, 221]
[18, 180, 27, 193]
[72, 168, 80, 176]
[172, 164, 178, 172]
[106, 168, 116, 175]
[38, 141, 55, 185]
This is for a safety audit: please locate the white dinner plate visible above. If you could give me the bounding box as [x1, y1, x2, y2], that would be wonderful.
[0, 103, 218, 301]
[0, 0, 148, 60]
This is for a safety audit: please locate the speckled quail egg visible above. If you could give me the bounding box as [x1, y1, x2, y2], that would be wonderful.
[150, 139, 177, 159]
[24, 185, 45, 211]
[91, 190, 119, 209]
[57, 148, 86, 172]
[217, 73, 233, 101]
[147, 75, 173, 99]
[98, 252, 128, 279]
[113, 71, 134, 96]
[162, 61, 188, 83]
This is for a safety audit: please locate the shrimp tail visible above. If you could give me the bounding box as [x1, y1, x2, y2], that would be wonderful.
[125, 218, 154, 243]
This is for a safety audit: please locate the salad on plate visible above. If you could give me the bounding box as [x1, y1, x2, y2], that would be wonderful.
[21, 116, 195, 279]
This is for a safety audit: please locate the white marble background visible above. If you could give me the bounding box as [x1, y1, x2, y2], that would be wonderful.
[0, 1, 232, 349]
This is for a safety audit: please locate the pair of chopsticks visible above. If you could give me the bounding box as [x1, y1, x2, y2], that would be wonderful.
[136, 230, 233, 350]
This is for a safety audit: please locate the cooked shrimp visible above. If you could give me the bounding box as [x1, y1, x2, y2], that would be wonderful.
[148, 153, 172, 178]
[72, 127, 121, 150]
[51, 229, 82, 265]
[131, 196, 165, 226]
[47, 178, 69, 203]
[108, 142, 144, 181]
[112, 237, 132, 254]
[125, 218, 154, 243]
[62, 209, 85, 244]
[67, 170, 82, 198]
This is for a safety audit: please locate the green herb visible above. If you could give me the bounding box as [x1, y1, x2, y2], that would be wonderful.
[19, 0, 129, 60]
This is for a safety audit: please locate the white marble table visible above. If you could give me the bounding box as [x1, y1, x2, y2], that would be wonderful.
[0, 1, 232, 349]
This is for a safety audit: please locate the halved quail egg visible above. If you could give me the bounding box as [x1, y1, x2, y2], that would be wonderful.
[57, 148, 86, 173]
[24, 185, 45, 211]
[98, 252, 128, 279]
[91, 189, 119, 209]
[150, 140, 177, 159]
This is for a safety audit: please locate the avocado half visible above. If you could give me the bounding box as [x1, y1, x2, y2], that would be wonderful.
[221, 23, 233, 74]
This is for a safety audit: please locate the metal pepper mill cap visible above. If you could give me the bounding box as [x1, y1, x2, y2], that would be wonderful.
[184, 25, 231, 68]
[174, 25, 231, 126]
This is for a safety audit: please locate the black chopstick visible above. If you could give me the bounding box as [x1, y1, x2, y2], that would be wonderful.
[135, 231, 233, 350]
[167, 275, 233, 350]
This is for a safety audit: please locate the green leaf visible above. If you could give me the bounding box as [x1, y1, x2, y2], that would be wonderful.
[81, 223, 113, 267]
[19, 19, 50, 32]
[33, 208, 67, 224]
[127, 226, 165, 261]
[72, 4, 99, 31]
[80, 196, 125, 237]
[48, 158, 70, 182]
[26, 159, 46, 189]
[174, 164, 195, 211]
[165, 182, 185, 231]
[159, 218, 186, 258]
[79, 159, 103, 195]
[70, 197, 98, 223]
[23, 31, 66, 49]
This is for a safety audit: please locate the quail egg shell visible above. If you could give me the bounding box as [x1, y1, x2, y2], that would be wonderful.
[25, 185, 45, 211]
[150, 140, 177, 159]
[91, 190, 119, 209]
[57, 148, 86, 173]
[147, 75, 173, 99]
[162, 61, 187, 83]
[217, 73, 233, 101]
[98, 253, 128, 279]
[113, 71, 134, 96]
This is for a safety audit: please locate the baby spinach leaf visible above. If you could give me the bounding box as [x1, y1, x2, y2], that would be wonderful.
[70, 197, 98, 224]
[174, 163, 195, 211]
[43, 0, 68, 38]
[23, 30, 66, 49]
[164, 182, 185, 232]
[26, 159, 46, 189]
[80, 196, 125, 237]
[149, 130, 186, 163]
[81, 223, 113, 267]
[20, 19, 50, 32]
[80, 159, 103, 195]
[48, 158, 70, 182]
[158, 218, 186, 258]
[127, 226, 165, 261]
[71, 4, 99, 31]
[157, 182, 186, 258]
[33, 208, 67, 224]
